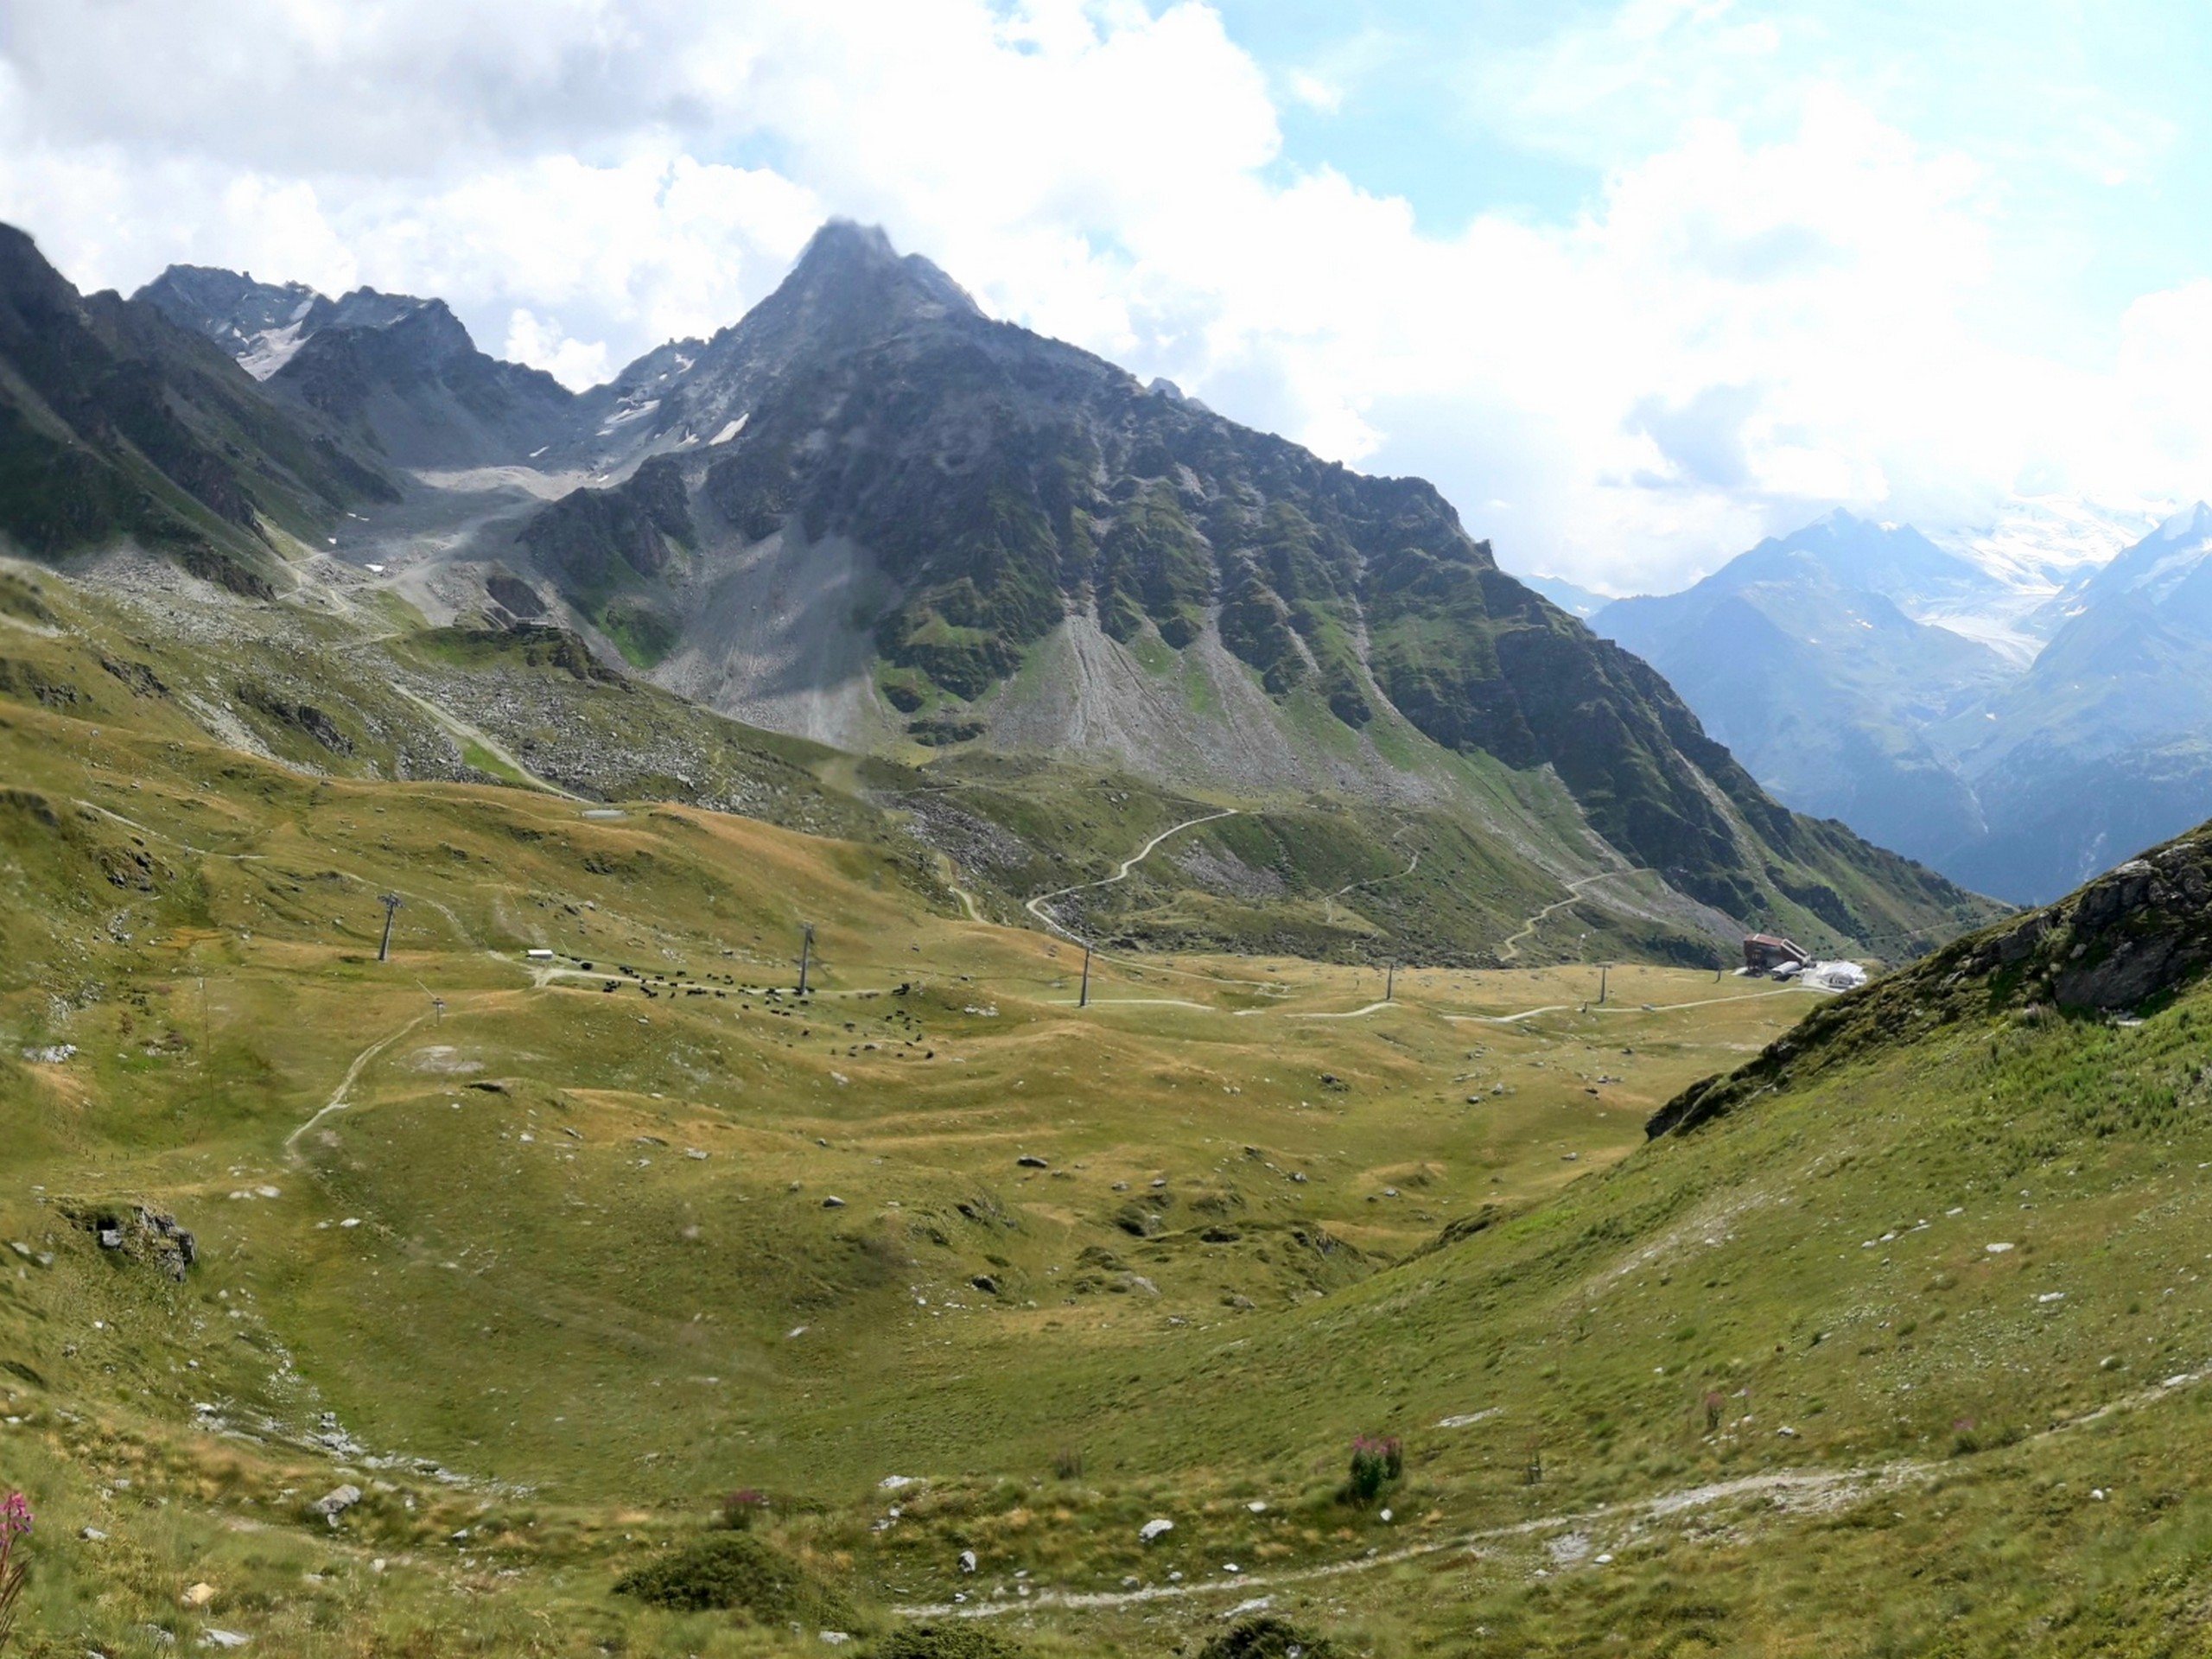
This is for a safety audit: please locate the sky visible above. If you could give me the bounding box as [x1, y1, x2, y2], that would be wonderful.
[2, 0, 2210, 592]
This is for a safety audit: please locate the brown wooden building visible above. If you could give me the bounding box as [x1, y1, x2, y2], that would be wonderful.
[1743, 933, 1808, 972]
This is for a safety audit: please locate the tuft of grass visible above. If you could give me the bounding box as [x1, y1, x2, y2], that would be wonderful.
[874, 1624, 1027, 1659]
[1198, 1617, 1340, 1659]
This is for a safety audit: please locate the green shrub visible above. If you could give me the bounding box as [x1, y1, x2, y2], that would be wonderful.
[613, 1532, 855, 1626]
[1198, 1616, 1339, 1659]
[719, 1489, 769, 1530]
[875, 1623, 1027, 1659]
[1344, 1434, 1402, 1504]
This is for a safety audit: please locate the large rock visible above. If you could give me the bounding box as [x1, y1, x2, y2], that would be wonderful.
[308, 1484, 362, 1522]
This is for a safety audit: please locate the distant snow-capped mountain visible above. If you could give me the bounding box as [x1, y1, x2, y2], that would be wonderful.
[1916, 493, 2177, 666]
[1593, 497, 2212, 905]
[1936, 493, 2173, 590]
[1591, 511, 2012, 865]
[137, 265, 423, 378]
[136, 264, 575, 468]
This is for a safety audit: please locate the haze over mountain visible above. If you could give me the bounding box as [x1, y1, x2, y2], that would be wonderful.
[0, 217, 1989, 963]
[1594, 512, 2013, 865]
[1592, 503, 2212, 906]
[1927, 502, 2212, 901]
[1507, 570, 1612, 620]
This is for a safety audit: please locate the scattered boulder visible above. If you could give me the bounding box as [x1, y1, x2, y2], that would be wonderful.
[1139, 1518, 1175, 1543]
[308, 1484, 362, 1522]
[485, 569, 548, 619]
[1112, 1204, 1165, 1239]
[1016, 1154, 1049, 1169]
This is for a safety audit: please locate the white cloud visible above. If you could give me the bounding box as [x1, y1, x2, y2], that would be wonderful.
[0, 0, 2206, 589]
[504, 308, 610, 389]
[1286, 70, 1343, 113]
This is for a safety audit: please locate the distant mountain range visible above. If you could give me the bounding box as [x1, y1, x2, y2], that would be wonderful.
[0, 218, 1993, 963]
[1597, 513, 2013, 867]
[137, 264, 575, 467]
[0, 226, 396, 598]
[1591, 502, 2212, 904]
[1511, 572, 1611, 619]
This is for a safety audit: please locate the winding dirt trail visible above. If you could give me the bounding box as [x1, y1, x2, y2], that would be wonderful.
[390, 685, 587, 801]
[283, 1014, 429, 1159]
[1497, 871, 1633, 963]
[1024, 808, 1243, 941]
[72, 797, 472, 939]
[905, 1332, 2212, 1624]
[1446, 986, 1814, 1026]
[895, 1462, 1916, 1621]
[1322, 838, 1420, 925]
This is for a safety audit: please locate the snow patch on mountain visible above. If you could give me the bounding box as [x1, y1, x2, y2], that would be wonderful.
[1909, 493, 2177, 662]
[237, 321, 309, 378]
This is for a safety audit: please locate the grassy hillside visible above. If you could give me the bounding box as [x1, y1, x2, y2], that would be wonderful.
[2, 539, 2207, 1655]
[4, 550, 1901, 974]
[0, 578, 1847, 1656]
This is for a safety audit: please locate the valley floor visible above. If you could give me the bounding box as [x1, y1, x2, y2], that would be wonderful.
[5, 638, 2211, 1658]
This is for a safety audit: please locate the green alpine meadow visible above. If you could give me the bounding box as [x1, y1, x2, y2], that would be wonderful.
[9, 8, 2212, 1653]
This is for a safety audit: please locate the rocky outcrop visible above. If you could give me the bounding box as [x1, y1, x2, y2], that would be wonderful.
[1649, 830, 2212, 1140]
[521, 456, 691, 589]
[63, 1201, 197, 1281]
[268, 297, 575, 467]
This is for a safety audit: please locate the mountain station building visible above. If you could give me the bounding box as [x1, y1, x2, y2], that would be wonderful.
[1743, 933, 1808, 973]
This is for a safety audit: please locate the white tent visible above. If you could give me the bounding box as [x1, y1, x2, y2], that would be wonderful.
[1802, 960, 1869, 992]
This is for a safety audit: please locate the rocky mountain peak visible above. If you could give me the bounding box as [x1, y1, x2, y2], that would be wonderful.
[2150, 499, 2212, 544]
[0, 224, 86, 337]
[370, 296, 480, 366]
[766, 218, 980, 336]
[139, 264, 320, 334]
